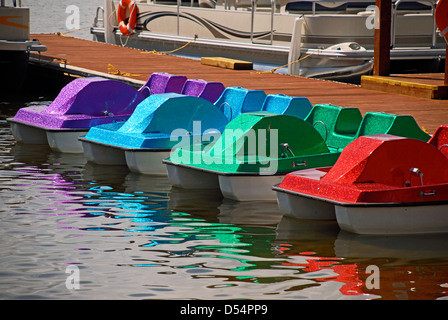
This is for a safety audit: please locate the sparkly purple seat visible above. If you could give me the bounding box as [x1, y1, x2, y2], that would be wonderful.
[181, 79, 225, 103]
[138, 72, 188, 98]
[11, 77, 144, 129]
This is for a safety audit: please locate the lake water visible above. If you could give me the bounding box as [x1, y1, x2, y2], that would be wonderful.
[1, 1, 448, 302]
[2, 95, 448, 301]
[24, 0, 104, 40]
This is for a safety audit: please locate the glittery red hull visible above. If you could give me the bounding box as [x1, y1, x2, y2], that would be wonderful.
[275, 127, 448, 207]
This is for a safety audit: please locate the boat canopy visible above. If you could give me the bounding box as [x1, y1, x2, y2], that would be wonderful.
[169, 112, 339, 174]
[82, 93, 229, 149]
[43, 77, 143, 116]
[117, 93, 228, 134]
[323, 134, 448, 187]
[209, 112, 329, 158]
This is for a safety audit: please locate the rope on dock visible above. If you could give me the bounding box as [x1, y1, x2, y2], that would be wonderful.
[107, 64, 141, 77]
[34, 52, 69, 67]
[141, 36, 197, 55]
[56, 26, 91, 37]
[255, 48, 321, 74]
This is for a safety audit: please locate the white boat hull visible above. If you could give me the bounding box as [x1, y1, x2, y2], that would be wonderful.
[46, 130, 88, 153]
[80, 139, 126, 165]
[9, 121, 48, 145]
[275, 190, 336, 220]
[125, 150, 171, 175]
[10, 120, 89, 153]
[165, 163, 220, 189]
[218, 174, 285, 201]
[335, 203, 448, 235]
[92, 1, 445, 79]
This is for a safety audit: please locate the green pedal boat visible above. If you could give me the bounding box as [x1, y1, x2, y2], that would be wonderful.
[163, 104, 430, 202]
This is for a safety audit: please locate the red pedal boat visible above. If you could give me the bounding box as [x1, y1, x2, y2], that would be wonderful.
[273, 125, 448, 235]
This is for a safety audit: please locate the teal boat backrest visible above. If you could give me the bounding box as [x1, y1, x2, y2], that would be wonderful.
[213, 87, 266, 121]
[305, 104, 362, 150]
[261, 94, 313, 120]
[355, 112, 430, 141]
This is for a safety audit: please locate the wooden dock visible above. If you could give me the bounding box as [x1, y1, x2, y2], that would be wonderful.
[29, 33, 448, 135]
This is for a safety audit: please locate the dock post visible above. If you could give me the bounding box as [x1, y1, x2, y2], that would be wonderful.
[373, 0, 391, 76]
[446, 45, 448, 85]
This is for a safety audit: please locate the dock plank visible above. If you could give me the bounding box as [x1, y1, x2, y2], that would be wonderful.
[361, 74, 448, 99]
[30, 34, 448, 134]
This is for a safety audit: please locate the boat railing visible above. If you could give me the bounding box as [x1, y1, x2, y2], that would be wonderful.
[250, 0, 275, 44]
[93, 6, 105, 28]
[1, 0, 21, 6]
[439, 144, 448, 152]
[97, 0, 442, 50]
[391, 0, 438, 48]
[279, 143, 296, 157]
[312, 120, 328, 142]
[218, 102, 233, 121]
[409, 167, 424, 186]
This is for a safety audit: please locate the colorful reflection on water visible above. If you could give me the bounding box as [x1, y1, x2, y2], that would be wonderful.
[1, 99, 448, 300]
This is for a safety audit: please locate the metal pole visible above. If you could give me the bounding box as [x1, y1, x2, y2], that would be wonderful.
[177, 0, 180, 36]
[251, 0, 256, 43]
[431, 1, 437, 48]
[270, 0, 275, 44]
[390, 0, 400, 48]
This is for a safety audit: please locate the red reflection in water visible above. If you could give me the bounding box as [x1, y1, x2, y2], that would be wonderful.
[283, 254, 364, 296]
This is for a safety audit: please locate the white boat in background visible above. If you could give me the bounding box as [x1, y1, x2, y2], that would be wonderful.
[91, 0, 446, 80]
[0, 0, 46, 92]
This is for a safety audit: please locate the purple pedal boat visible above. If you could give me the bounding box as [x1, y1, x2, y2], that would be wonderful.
[8, 77, 145, 153]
